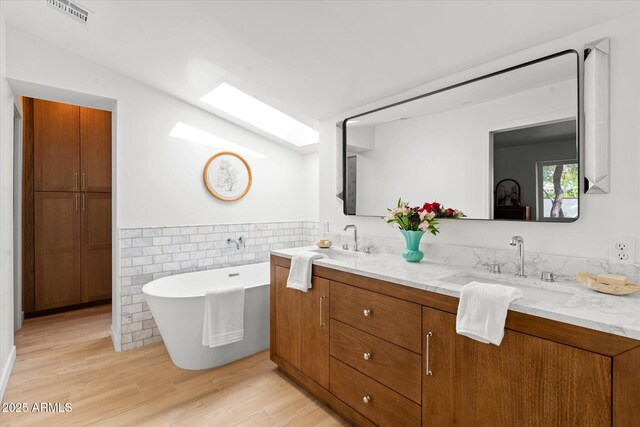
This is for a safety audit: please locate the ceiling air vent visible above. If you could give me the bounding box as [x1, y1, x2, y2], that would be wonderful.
[45, 0, 90, 25]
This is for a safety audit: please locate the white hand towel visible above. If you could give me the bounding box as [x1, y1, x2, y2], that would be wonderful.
[456, 281, 523, 346]
[202, 285, 245, 348]
[287, 251, 326, 292]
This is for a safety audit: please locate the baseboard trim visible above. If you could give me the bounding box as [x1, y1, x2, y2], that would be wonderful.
[24, 299, 110, 318]
[111, 324, 121, 352]
[0, 345, 17, 401]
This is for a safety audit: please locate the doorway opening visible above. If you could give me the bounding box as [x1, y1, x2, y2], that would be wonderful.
[19, 97, 113, 323]
[491, 118, 578, 221]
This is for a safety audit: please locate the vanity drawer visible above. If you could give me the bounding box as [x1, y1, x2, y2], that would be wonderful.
[330, 281, 422, 353]
[330, 357, 421, 427]
[330, 319, 421, 403]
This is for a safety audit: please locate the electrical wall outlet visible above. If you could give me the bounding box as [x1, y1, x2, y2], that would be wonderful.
[610, 237, 636, 264]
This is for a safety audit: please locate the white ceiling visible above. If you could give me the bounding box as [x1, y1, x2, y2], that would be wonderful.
[2, 1, 638, 133]
[494, 120, 577, 149]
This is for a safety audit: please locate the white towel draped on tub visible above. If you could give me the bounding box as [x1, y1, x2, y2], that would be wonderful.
[456, 281, 523, 346]
[202, 285, 245, 348]
[286, 252, 326, 292]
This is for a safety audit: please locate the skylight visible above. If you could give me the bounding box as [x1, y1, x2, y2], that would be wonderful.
[200, 83, 319, 147]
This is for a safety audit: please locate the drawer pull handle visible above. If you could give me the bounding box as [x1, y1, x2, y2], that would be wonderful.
[363, 309, 372, 317]
[363, 352, 371, 360]
[319, 296, 326, 327]
[362, 396, 371, 404]
[426, 331, 433, 376]
[74, 172, 79, 190]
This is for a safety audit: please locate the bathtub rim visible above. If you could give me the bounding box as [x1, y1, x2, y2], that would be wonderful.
[142, 261, 270, 299]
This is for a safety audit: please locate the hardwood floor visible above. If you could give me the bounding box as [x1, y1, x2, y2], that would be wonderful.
[1, 305, 348, 426]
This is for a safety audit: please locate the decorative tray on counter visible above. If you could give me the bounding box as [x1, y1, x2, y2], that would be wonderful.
[575, 273, 640, 296]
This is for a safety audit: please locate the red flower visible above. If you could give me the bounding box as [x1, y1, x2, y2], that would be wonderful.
[422, 201, 441, 213]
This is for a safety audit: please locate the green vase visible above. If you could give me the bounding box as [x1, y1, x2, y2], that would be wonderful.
[400, 230, 425, 263]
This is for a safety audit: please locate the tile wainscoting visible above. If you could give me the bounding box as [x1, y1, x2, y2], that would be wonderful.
[119, 221, 319, 351]
[325, 232, 640, 284]
[119, 223, 638, 352]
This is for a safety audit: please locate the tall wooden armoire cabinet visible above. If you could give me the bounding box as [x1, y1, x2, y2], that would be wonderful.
[25, 98, 112, 313]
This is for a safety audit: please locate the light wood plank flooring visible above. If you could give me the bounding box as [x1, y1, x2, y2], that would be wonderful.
[1, 305, 348, 426]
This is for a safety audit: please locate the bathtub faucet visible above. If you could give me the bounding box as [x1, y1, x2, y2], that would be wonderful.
[227, 236, 246, 250]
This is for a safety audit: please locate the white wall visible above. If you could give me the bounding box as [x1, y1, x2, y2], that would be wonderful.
[0, 24, 319, 357]
[302, 153, 320, 219]
[0, 10, 16, 401]
[4, 25, 319, 227]
[12, 96, 22, 330]
[321, 12, 640, 262]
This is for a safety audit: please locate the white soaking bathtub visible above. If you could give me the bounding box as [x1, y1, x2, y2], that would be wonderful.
[142, 262, 270, 370]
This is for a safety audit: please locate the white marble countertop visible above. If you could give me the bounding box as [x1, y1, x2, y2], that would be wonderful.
[272, 246, 640, 341]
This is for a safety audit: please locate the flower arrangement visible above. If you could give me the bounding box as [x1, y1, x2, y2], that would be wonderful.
[385, 198, 465, 236]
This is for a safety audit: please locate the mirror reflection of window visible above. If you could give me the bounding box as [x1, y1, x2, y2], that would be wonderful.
[537, 161, 579, 220]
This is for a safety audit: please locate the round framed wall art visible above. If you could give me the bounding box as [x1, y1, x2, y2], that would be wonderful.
[203, 151, 252, 202]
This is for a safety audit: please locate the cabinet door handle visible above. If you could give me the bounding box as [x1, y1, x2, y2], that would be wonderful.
[363, 309, 372, 317]
[362, 396, 371, 404]
[425, 331, 433, 376]
[75, 194, 79, 211]
[319, 296, 326, 327]
[74, 172, 79, 190]
[82, 173, 86, 190]
[82, 194, 86, 212]
[363, 352, 371, 360]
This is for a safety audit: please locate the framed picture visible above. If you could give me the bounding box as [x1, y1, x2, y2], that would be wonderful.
[495, 179, 521, 207]
[203, 152, 252, 202]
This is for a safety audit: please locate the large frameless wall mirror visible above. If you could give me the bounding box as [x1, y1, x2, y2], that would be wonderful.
[343, 50, 580, 222]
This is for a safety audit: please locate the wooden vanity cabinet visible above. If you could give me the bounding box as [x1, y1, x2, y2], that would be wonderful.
[270, 255, 640, 427]
[272, 264, 330, 388]
[422, 306, 611, 426]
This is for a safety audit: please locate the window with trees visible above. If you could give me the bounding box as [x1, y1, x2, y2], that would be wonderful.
[537, 160, 579, 220]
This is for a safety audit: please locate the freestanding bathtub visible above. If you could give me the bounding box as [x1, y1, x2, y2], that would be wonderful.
[142, 262, 270, 370]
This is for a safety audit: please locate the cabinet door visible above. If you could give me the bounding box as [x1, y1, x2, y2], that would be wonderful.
[81, 193, 112, 302]
[35, 192, 81, 310]
[272, 265, 330, 389]
[34, 99, 80, 191]
[422, 307, 611, 426]
[300, 277, 330, 388]
[274, 265, 301, 369]
[80, 107, 112, 192]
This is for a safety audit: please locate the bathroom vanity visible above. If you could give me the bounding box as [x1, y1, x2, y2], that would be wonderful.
[270, 249, 640, 426]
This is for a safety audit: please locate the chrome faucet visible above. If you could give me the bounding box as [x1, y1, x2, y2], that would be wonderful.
[227, 236, 245, 250]
[343, 225, 358, 252]
[509, 236, 526, 278]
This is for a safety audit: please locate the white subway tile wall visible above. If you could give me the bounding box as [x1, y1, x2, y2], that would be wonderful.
[119, 221, 319, 351]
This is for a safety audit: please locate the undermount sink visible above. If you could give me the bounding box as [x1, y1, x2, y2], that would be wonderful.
[441, 274, 575, 305]
[311, 248, 361, 261]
